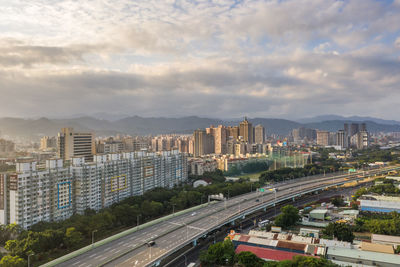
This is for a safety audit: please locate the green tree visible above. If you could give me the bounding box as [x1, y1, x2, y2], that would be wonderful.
[331, 197, 345, 207]
[0, 255, 27, 267]
[235, 251, 263, 267]
[274, 205, 300, 229]
[323, 223, 354, 243]
[200, 239, 235, 266]
[64, 227, 84, 249]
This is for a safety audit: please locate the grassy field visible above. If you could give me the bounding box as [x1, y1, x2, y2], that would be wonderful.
[236, 171, 264, 182]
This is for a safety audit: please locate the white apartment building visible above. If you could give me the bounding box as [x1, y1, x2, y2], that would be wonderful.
[0, 150, 187, 229]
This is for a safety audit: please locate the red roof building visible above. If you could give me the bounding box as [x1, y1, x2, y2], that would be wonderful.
[235, 245, 319, 261]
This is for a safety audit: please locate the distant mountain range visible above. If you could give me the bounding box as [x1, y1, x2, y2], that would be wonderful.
[1, 115, 400, 140]
[297, 114, 400, 126]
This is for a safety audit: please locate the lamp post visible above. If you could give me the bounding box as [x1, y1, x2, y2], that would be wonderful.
[28, 252, 34, 267]
[183, 254, 187, 266]
[91, 230, 97, 249]
[172, 204, 176, 216]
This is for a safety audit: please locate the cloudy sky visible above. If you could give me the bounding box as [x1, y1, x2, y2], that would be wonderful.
[1, 0, 400, 120]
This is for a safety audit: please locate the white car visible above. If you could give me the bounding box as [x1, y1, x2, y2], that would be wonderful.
[191, 212, 197, 216]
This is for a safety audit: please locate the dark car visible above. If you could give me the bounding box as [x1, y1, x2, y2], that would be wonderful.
[147, 240, 156, 247]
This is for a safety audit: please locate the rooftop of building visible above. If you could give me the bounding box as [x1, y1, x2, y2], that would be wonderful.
[360, 241, 394, 254]
[327, 247, 400, 264]
[235, 244, 314, 261]
[372, 234, 400, 244]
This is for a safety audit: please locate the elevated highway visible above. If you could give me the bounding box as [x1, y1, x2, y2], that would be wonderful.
[42, 165, 400, 267]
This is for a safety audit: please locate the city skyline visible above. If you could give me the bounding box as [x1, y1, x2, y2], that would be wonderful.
[1, 0, 400, 119]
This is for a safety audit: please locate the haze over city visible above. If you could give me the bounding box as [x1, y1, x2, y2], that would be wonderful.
[1, 0, 400, 119]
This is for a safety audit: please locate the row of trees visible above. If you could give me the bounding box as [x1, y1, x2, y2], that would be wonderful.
[259, 163, 339, 185]
[353, 212, 400, 236]
[200, 239, 338, 267]
[353, 180, 400, 200]
[1, 171, 258, 265]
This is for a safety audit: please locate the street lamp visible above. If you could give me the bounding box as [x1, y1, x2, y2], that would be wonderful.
[28, 252, 34, 267]
[91, 230, 97, 249]
[172, 204, 176, 215]
[183, 254, 187, 266]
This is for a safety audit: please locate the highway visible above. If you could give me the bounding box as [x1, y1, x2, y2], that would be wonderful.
[49, 165, 399, 267]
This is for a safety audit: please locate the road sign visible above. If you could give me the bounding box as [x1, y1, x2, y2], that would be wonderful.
[348, 168, 357, 173]
[259, 188, 265, 192]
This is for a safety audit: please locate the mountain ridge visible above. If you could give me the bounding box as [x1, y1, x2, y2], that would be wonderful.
[1, 115, 399, 140]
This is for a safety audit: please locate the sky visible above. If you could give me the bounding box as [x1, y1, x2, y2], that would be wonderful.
[1, 0, 400, 120]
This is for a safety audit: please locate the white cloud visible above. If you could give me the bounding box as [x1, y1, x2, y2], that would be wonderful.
[0, 0, 400, 119]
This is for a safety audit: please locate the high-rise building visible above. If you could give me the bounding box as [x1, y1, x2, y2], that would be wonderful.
[254, 124, 265, 144]
[336, 130, 348, 149]
[352, 131, 369, 149]
[193, 129, 214, 157]
[40, 136, 57, 150]
[227, 126, 239, 140]
[350, 123, 359, 137]
[316, 130, 330, 146]
[239, 117, 253, 143]
[0, 151, 187, 229]
[360, 123, 367, 132]
[97, 138, 124, 154]
[57, 128, 95, 162]
[214, 125, 227, 154]
[344, 123, 349, 137]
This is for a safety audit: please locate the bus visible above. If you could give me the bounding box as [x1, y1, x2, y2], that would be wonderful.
[258, 219, 270, 228]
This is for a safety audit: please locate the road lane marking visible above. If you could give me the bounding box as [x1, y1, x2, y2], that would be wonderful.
[72, 261, 81, 266]
[89, 253, 97, 258]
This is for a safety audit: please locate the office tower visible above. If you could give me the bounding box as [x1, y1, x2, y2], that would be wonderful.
[227, 126, 239, 140]
[239, 117, 253, 143]
[193, 129, 214, 157]
[0, 151, 187, 229]
[316, 130, 330, 146]
[336, 130, 348, 149]
[58, 128, 95, 162]
[350, 123, 359, 137]
[254, 124, 265, 144]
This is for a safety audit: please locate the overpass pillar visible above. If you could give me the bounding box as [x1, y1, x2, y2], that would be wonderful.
[193, 239, 197, 246]
[263, 207, 266, 211]
[231, 220, 235, 226]
[292, 197, 295, 202]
